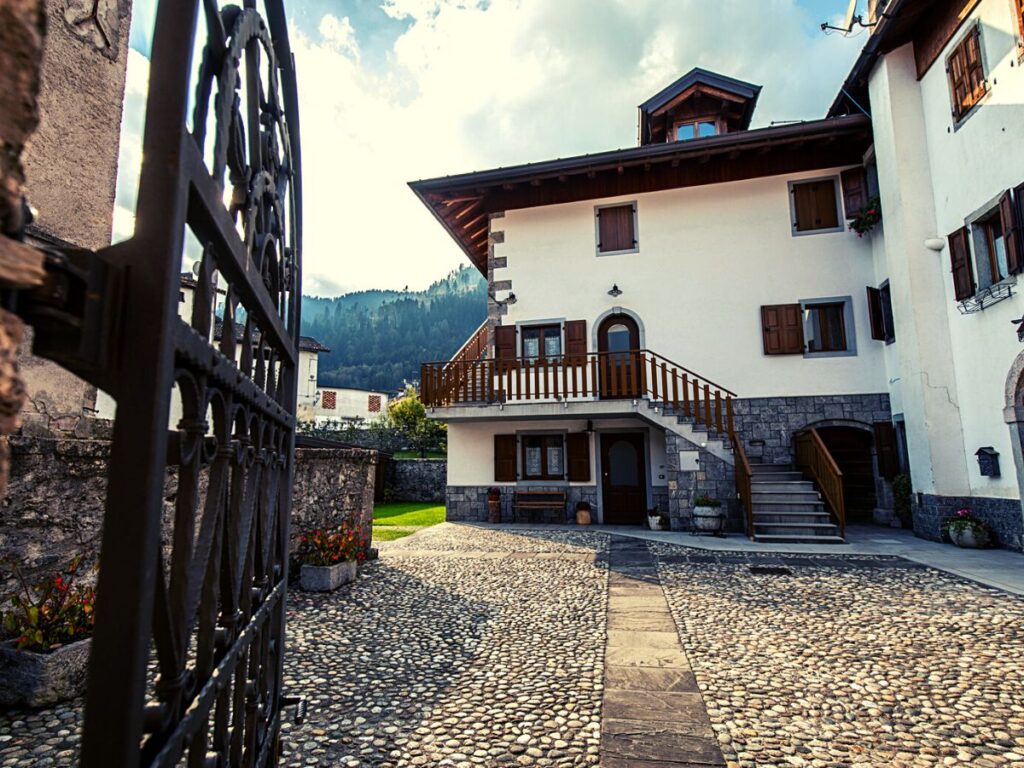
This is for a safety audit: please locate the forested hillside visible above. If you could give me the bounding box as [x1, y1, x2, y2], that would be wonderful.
[302, 265, 487, 391]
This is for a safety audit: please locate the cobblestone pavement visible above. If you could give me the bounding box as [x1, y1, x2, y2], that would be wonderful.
[654, 543, 1024, 768]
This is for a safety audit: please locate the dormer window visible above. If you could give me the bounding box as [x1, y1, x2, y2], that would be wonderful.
[675, 120, 718, 142]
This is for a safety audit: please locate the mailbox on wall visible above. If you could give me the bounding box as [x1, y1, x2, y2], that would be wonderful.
[975, 447, 1000, 478]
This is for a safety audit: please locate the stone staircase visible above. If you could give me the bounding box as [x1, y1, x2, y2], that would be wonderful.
[642, 401, 734, 465]
[749, 464, 845, 543]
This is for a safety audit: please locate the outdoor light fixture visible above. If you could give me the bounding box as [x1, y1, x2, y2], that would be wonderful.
[924, 238, 946, 252]
[487, 291, 517, 306]
[585, 420, 594, 434]
[608, 284, 623, 297]
[506, 292, 517, 304]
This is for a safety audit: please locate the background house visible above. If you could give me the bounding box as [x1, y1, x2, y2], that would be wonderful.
[311, 386, 391, 428]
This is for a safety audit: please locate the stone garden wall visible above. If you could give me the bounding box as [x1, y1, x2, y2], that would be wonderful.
[0, 436, 378, 592]
[386, 459, 446, 502]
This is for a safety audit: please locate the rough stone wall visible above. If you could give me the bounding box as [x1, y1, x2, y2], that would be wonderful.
[914, 494, 1023, 552]
[17, 0, 134, 435]
[664, 432, 740, 533]
[386, 459, 446, 502]
[446, 485, 598, 524]
[0, 436, 378, 592]
[731, 393, 892, 464]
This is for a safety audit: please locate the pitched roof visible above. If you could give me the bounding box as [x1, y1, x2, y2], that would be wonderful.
[639, 68, 762, 127]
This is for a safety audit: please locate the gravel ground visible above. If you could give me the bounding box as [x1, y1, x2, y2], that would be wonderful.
[0, 527, 608, 768]
[654, 543, 1024, 768]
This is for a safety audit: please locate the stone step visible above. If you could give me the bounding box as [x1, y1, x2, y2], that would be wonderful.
[752, 500, 826, 513]
[749, 464, 797, 473]
[753, 533, 846, 544]
[753, 511, 834, 525]
[753, 523, 841, 537]
[748, 480, 816, 492]
[751, 490, 821, 504]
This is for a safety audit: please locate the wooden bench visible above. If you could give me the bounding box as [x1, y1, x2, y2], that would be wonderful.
[512, 489, 568, 524]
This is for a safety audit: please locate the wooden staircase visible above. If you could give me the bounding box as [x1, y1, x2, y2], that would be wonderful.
[748, 464, 845, 543]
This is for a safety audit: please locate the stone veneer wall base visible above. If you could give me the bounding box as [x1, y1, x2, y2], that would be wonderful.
[914, 494, 1023, 552]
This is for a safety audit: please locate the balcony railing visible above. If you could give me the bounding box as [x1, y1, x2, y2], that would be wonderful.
[422, 349, 737, 436]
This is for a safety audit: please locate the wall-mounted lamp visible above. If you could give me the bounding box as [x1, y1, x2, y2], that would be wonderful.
[488, 291, 518, 306]
[608, 284, 623, 297]
[924, 238, 946, 252]
[585, 420, 594, 434]
[506, 292, 517, 305]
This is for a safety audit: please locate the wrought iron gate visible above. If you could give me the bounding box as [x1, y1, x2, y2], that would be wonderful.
[16, 1, 303, 765]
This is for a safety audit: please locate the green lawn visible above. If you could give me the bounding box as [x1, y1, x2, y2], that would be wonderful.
[391, 451, 447, 460]
[373, 502, 446, 527]
[371, 528, 416, 542]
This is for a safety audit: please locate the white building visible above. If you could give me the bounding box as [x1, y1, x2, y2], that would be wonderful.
[311, 387, 390, 428]
[410, 0, 1024, 551]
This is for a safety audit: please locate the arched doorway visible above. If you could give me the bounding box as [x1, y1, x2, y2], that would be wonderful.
[815, 426, 877, 524]
[1002, 351, 1024, 547]
[597, 314, 641, 398]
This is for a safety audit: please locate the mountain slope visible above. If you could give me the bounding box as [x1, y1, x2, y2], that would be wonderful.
[301, 265, 487, 391]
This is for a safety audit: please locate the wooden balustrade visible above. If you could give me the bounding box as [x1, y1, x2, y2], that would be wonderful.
[732, 435, 754, 539]
[421, 349, 736, 436]
[793, 428, 846, 538]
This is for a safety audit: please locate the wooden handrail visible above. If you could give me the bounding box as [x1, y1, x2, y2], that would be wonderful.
[448, 320, 489, 366]
[732, 434, 754, 539]
[421, 348, 736, 438]
[793, 428, 846, 538]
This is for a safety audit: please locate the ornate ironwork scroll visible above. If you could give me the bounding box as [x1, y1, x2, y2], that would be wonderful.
[71, 2, 303, 765]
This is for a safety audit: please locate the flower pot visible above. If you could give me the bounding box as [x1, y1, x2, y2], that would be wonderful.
[300, 560, 357, 592]
[0, 637, 91, 708]
[575, 507, 591, 525]
[647, 515, 666, 531]
[487, 498, 502, 524]
[692, 506, 725, 533]
[950, 527, 988, 548]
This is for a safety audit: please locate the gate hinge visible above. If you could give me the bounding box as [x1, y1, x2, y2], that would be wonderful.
[11, 242, 124, 393]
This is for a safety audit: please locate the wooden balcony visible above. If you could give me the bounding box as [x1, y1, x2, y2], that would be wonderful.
[421, 349, 737, 436]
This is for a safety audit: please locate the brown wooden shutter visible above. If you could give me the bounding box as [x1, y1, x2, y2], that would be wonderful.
[495, 325, 516, 364]
[866, 287, 886, 341]
[494, 434, 517, 482]
[564, 320, 587, 365]
[793, 180, 838, 231]
[761, 304, 804, 355]
[841, 167, 868, 218]
[964, 26, 985, 106]
[948, 226, 975, 301]
[873, 421, 900, 480]
[1000, 188, 1022, 275]
[566, 433, 591, 482]
[598, 204, 635, 252]
[948, 42, 969, 118]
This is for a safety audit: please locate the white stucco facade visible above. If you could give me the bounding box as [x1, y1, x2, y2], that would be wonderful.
[312, 387, 390, 427]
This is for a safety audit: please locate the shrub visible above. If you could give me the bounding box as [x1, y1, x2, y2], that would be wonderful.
[297, 520, 369, 566]
[849, 196, 882, 237]
[1, 557, 95, 652]
[692, 495, 721, 508]
[892, 473, 912, 526]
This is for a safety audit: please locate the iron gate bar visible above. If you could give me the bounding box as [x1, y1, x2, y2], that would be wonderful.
[47, 1, 307, 766]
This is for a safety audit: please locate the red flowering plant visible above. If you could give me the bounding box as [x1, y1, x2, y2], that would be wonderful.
[849, 196, 882, 237]
[297, 519, 368, 567]
[941, 508, 992, 546]
[1, 556, 96, 652]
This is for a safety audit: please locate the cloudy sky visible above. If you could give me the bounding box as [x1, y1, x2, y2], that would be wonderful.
[113, 0, 867, 296]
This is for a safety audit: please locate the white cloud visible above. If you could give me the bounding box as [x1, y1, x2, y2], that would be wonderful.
[114, 0, 864, 295]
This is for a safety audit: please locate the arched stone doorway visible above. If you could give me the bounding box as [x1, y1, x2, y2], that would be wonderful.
[1001, 350, 1024, 538]
[803, 419, 887, 525]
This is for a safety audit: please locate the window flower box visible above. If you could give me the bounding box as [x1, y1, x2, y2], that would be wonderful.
[299, 560, 357, 592]
[295, 521, 367, 592]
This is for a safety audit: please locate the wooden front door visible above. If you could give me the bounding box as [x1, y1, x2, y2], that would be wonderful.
[601, 432, 647, 525]
[598, 315, 641, 398]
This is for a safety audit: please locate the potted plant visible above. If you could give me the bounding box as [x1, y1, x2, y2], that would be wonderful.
[297, 519, 368, 592]
[942, 508, 991, 548]
[692, 495, 725, 534]
[487, 486, 502, 524]
[0, 557, 95, 707]
[575, 500, 592, 526]
[849, 196, 882, 237]
[892, 474, 912, 528]
[646, 509, 669, 531]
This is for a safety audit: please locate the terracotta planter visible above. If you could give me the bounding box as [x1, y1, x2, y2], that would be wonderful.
[0, 637, 91, 708]
[950, 527, 988, 548]
[692, 506, 725, 533]
[575, 506, 592, 525]
[487, 498, 501, 524]
[299, 560, 357, 592]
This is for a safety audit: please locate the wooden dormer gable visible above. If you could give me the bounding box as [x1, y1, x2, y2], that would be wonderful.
[638, 69, 762, 146]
